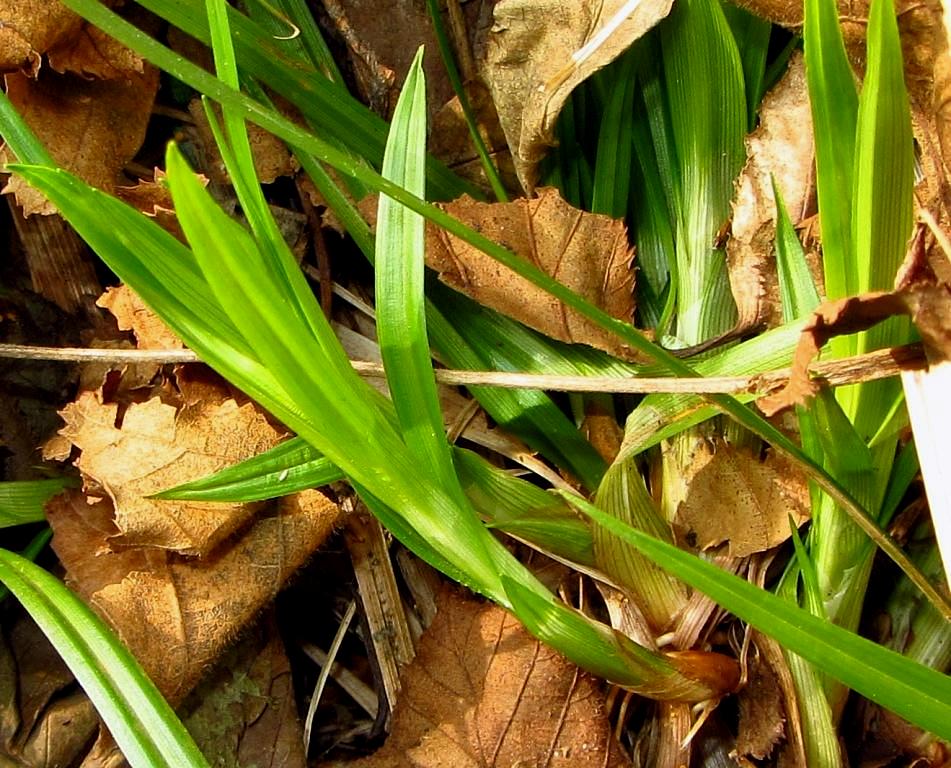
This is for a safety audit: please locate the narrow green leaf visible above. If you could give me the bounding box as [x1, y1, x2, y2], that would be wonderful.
[562, 493, 951, 740]
[0, 550, 210, 768]
[377, 49, 459, 496]
[0, 478, 76, 528]
[592, 50, 637, 218]
[773, 178, 820, 321]
[804, 0, 859, 299]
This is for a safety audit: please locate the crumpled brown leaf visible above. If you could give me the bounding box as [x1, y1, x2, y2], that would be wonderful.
[758, 283, 951, 415]
[669, 438, 811, 558]
[727, 52, 815, 331]
[427, 187, 639, 360]
[1, 2, 158, 216]
[0, 0, 85, 73]
[48, 487, 338, 704]
[345, 586, 627, 768]
[478, 0, 674, 192]
[2, 64, 158, 215]
[54, 389, 287, 555]
[97, 283, 184, 351]
[0, 613, 100, 766]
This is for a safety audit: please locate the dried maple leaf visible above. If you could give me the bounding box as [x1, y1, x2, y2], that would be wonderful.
[668, 438, 810, 558]
[427, 188, 639, 360]
[727, 52, 816, 331]
[344, 586, 627, 768]
[48, 488, 338, 704]
[478, 0, 674, 192]
[56, 390, 287, 555]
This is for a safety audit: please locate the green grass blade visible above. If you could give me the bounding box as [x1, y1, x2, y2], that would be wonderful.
[0, 478, 76, 528]
[376, 49, 460, 495]
[804, 0, 858, 299]
[773, 178, 820, 321]
[0, 550, 211, 768]
[154, 438, 342, 502]
[0, 528, 52, 603]
[562, 493, 951, 740]
[130, 0, 472, 201]
[423, 0, 508, 202]
[591, 50, 637, 218]
[661, 0, 745, 344]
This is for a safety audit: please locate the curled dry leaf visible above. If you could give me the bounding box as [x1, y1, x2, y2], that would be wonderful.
[1, 65, 158, 215]
[48, 488, 338, 704]
[668, 438, 811, 558]
[428, 188, 640, 360]
[478, 0, 674, 192]
[55, 390, 287, 555]
[0, 0, 84, 73]
[346, 585, 627, 768]
[727, 52, 815, 331]
[97, 283, 184, 351]
[758, 283, 951, 415]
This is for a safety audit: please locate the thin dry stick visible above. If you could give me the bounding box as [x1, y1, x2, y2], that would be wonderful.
[0, 342, 925, 394]
[303, 598, 357, 751]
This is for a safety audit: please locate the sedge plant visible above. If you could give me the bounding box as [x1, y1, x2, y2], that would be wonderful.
[0, 1, 949, 764]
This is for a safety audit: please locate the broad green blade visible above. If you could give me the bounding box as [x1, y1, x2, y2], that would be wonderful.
[0, 550, 210, 768]
[562, 493, 951, 741]
[773, 178, 820, 321]
[591, 50, 637, 218]
[377, 49, 460, 497]
[502, 576, 724, 701]
[154, 438, 342, 502]
[804, 0, 859, 299]
[0, 478, 75, 528]
[661, 0, 745, 344]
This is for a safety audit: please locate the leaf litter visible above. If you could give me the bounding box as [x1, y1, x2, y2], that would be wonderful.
[4, 0, 951, 764]
[345, 585, 628, 768]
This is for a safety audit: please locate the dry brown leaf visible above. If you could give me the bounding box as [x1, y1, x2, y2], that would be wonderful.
[478, 0, 673, 192]
[320, 0, 453, 118]
[669, 439, 810, 558]
[0, 613, 100, 766]
[728, 52, 815, 331]
[344, 586, 627, 768]
[0, 0, 85, 73]
[48, 487, 338, 704]
[115, 169, 184, 238]
[56, 390, 286, 555]
[97, 284, 184, 350]
[427, 188, 640, 360]
[758, 283, 951, 415]
[734, 639, 787, 765]
[182, 616, 307, 768]
[1, 65, 158, 215]
[429, 79, 518, 195]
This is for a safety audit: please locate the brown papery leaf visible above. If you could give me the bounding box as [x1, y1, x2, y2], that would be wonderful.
[56, 390, 286, 555]
[728, 52, 815, 331]
[478, 0, 673, 192]
[1, 65, 158, 216]
[345, 586, 627, 768]
[427, 188, 639, 360]
[758, 284, 951, 415]
[0, 0, 84, 73]
[97, 284, 184, 351]
[48, 488, 338, 704]
[670, 439, 810, 558]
